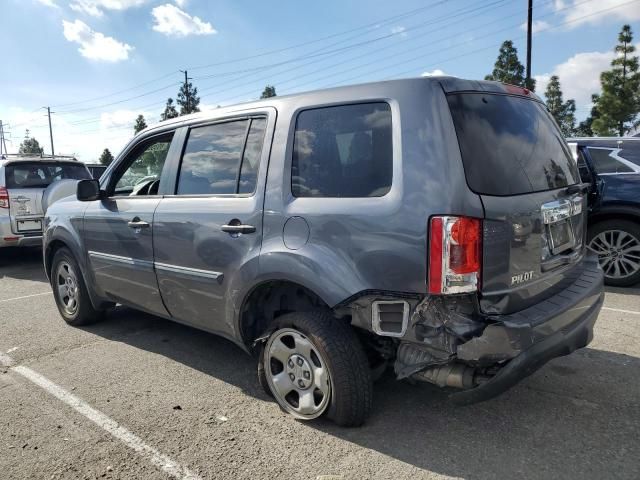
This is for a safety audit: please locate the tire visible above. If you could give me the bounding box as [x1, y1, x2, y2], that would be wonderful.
[588, 219, 640, 287]
[259, 311, 372, 427]
[51, 247, 104, 326]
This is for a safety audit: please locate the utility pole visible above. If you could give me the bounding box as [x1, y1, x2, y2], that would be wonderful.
[526, 0, 533, 89]
[0, 121, 8, 156]
[179, 69, 192, 113]
[45, 106, 55, 157]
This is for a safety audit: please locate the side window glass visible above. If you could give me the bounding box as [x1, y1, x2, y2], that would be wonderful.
[292, 103, 392, 197]
[113, 133, 173, 196]
[587, 147, 634, 174]
[238, 118, 266, 194]
[177, 120, 248, 195]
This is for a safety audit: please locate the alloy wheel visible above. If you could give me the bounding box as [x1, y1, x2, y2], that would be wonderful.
[588, 229, 640, 280]
[56, 261, 79, 316]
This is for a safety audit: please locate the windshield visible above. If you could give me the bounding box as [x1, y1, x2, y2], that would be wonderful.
[447, 93, 579, 196]
[6, 162, 92, 189]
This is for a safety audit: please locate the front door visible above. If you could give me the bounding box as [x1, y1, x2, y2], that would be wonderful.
[152, 113, 273, 337]
[83, 131, 177, 316]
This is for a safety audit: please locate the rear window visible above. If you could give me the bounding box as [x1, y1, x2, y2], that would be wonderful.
[447, 93, 579, 196]
[5, 162, 91, 189]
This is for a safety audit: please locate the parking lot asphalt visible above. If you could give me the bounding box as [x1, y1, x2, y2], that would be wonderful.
[1, 247, 639, 480]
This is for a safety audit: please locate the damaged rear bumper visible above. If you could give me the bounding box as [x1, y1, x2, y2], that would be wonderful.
[451, 290, 602, 405]
[395, 254, 604, 403]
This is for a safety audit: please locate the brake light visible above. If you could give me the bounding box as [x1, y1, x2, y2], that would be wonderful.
[0, 187, 8, 209]
[428, 216, 482, 294]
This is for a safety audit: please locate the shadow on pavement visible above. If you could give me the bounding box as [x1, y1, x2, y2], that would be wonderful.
[81, 305, 640, 479]
[0, 247, 47, 282]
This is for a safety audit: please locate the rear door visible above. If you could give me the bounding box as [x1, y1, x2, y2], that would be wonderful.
[83, 131, 178, 316]
[447, 91, 585, 315]
[153, 111, 273, 337]
[5, 161, 91, 234]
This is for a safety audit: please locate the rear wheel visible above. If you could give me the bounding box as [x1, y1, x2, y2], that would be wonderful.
[588, 220, 640, 287]
[260, 311, 372, 427]
[51, 248, 104, 325]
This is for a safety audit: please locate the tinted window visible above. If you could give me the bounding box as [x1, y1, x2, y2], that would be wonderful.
[447, 93, 579, 195]
[238, 118, 266, 194]
[6, 162, 91, 189]
[292, 103, 392, 197]
[177, 121, 247, 195]
[587, 147, 634, 174]
[576, 149, 592, 183]
[113, 134, 173, 196]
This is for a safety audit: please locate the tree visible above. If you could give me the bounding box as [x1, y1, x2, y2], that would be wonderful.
[99, 148, 114, 165]
[19, 135, 43, 155]
[544, 75, 576, 136]
[160, 98, 179, 121]
[134, 114, 147, 134]
[592, 25, 640, 136]
[576, 94, 601, 136]
[177, 80, 200, 115]
[260, 85, 277, 98]
[485, 40, 535, 90]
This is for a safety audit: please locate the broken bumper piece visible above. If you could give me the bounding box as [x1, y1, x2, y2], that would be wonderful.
[397, 254, 604, 404]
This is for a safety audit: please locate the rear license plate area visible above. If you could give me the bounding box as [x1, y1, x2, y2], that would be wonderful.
[17, 219, 42, 232]
[548, 219, 574, 254]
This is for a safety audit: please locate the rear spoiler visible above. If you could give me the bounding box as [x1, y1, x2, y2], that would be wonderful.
[437, 77, 544, 103]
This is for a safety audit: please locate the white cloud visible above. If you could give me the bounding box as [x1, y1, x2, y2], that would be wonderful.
[534, 43, 640, 117]
[519, 20, 550, 34]
[69, 0, 147, 18]
[421, 69, 446, 77]
[151, 4, 216, 37]
[391, 26, 407, 37]
[36, 0, 59, 8]
[63, 19, 133, 62]
[174, 0, 187, 6]
[556, 0, 640, 28]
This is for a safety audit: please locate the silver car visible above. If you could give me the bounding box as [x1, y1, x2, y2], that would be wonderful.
[0, 155, 91, 247]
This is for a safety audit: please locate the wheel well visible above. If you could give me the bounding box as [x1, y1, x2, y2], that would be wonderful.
[589, 212, 640, 231]
[44, 239, 68, 279]
[240, 281, 330, 349]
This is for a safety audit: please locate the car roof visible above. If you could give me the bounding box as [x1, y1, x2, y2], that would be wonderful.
[567, 137, 640, 149]
[136, 76, 545, 136]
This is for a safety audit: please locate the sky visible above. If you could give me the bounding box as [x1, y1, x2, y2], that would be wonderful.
[0, 0, 639, 162]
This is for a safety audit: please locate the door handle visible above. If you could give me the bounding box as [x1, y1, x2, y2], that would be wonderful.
[128, 218, 150, 229]
[221, 223, 256, 234]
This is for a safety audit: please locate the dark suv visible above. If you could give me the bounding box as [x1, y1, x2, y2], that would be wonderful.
[43, 78, 604, 426]
[569, 137, 640, 286]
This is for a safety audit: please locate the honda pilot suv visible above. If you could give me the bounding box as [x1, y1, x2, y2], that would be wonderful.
[1, 155, 91, 248]
[43, 78, 604, 426]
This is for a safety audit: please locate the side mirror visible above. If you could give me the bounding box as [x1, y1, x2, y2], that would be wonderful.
[77, 179, 102, 202]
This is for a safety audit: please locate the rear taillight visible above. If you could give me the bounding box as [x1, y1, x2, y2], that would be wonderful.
[0, 187, 9, 209]
[428, 216, 482, 294]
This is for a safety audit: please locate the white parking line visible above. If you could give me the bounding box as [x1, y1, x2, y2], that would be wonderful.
[0, 352, 201, 480]
[602, 306, 640, 316]
[0, 291, 52, 303]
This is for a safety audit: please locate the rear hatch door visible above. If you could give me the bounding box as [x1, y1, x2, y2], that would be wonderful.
[5, 161, 91, 234]
[446, 88, 586, 315]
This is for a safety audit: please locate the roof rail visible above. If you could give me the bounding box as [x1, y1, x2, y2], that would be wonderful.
[0, 153, 77, 161]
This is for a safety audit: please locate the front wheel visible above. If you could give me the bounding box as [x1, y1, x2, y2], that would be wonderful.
[260, 311, 372, 427]
[51, 248, 104, 325]
[588, 219, 640, 287]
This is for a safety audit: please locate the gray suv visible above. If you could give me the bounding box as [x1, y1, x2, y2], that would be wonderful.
[43, 77, 604, 426]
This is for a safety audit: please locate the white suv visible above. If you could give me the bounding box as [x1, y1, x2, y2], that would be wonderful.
[0, 155, 91, 248]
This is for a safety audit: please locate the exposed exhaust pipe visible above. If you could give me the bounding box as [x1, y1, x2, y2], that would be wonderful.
[412, 363, 484, 389]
